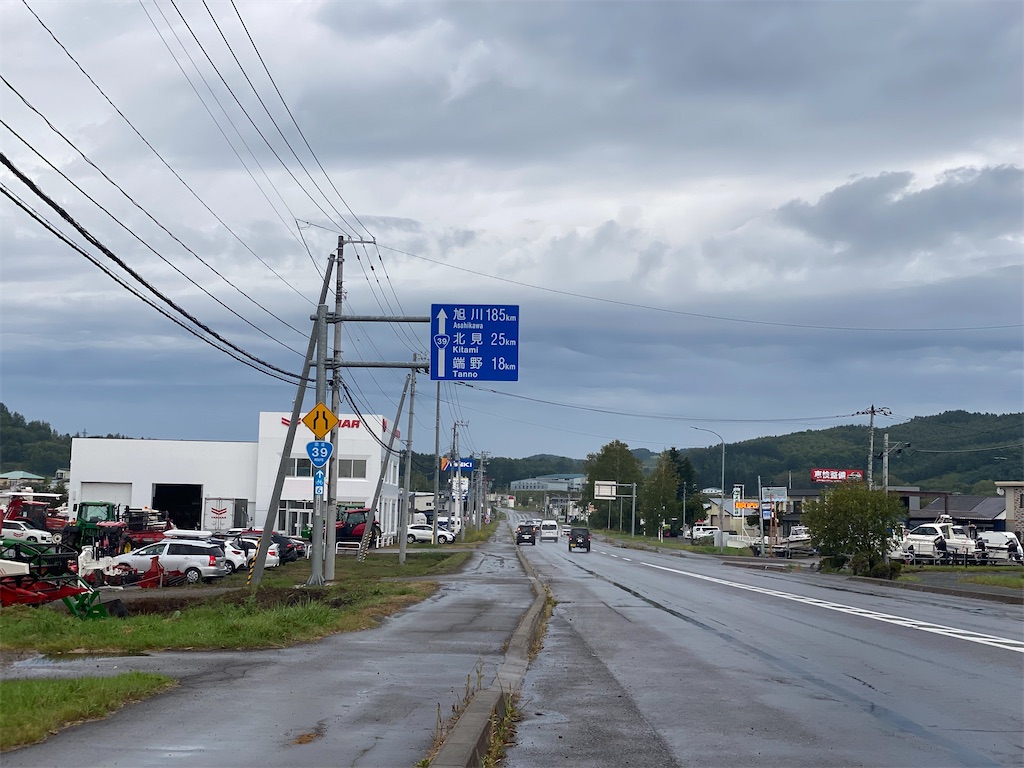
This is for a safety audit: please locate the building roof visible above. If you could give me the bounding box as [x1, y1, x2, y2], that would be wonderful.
[0, 470, 45, 480]
[921, 495, 1006, 521]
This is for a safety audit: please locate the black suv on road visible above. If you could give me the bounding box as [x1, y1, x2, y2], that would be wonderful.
[515, 524, 536, 545]
[568, 527, 591, 552]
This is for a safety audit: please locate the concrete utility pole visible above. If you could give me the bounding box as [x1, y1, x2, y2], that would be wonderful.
[307, 304, 329, 587]
[856, 404, 891, 490]
[398, 355, 418, 565]
[250, 254, 333, 588]
[357, 375, 410, 563]
[326, 236, 346, 581]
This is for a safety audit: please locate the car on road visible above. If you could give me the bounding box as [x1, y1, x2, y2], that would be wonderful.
[568, 527, 591, 552]
[515, 524, 536, 545]
[110, 539, 229, 584]
[539, 520, 559, 542]
[1, 519, 53, 543]
[407, 524, 453, 544]
[561, 525, 571, 537]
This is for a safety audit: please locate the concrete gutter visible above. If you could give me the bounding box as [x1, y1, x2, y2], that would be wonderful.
[430, 530, 547, 768]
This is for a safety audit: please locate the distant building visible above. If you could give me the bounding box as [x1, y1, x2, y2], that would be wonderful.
[510, 474, 586, 493]
[913, 494, 1011, 532]
[995, 481, 1023, 535]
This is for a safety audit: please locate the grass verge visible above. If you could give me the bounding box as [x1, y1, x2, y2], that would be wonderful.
[0, 552, 466, 655]
[0, 673, 174, 751]
[958, 573, 1024, 589]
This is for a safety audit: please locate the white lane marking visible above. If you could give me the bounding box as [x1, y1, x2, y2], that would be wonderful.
[641, 561, 1024, 654]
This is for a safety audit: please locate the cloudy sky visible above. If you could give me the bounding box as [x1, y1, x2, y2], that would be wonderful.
[1, 0, 1021, 462]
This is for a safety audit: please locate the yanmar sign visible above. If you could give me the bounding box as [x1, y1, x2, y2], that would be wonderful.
[811, 468, 864, 483]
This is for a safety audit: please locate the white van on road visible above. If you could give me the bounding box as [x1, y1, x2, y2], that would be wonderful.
[539, 520, 559, 542]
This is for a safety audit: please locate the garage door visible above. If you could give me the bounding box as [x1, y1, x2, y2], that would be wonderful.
[79, 482, 132, 508]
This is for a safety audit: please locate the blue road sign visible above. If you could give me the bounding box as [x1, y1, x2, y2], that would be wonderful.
[430, 304, 519, 382]
[314, 469, 326, 497]
[307, 440, 333, 468]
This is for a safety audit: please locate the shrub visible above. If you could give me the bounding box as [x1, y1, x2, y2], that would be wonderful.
[819, 554, 848, 572]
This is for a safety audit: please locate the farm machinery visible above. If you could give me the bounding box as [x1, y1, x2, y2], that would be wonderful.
[0, 539, 119, 618]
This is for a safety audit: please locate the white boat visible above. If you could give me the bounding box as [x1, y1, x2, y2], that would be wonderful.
[771, 525, 814, 557]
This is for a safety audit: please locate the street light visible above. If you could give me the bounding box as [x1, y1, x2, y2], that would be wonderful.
[692, 427, 726, 553]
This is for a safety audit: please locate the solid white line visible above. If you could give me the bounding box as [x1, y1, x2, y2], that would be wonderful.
[641, 561, 1024, 654]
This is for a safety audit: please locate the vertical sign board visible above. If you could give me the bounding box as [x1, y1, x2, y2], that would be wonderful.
[431, 304, 519, 381]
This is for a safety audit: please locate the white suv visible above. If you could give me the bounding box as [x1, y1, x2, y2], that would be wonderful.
[110, 540, 229, 584]
[539, 520, 559, 542]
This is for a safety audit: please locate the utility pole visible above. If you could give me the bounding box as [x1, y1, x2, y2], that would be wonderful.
[452, 420, 468, 540]
[307, 304, 329, 587]
[856, 405, 891, 490]
[249, 254, 333, 588]
[398, 354, 418, 565]
[325, 235, 347, 581]
[356, 375, 410, 562]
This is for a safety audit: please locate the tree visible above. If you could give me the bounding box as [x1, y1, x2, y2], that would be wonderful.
[801, 482, 905, 572]
[640, 452, 679, 536]
[668, 449, 701, 532]
[582, 440, 643, 531]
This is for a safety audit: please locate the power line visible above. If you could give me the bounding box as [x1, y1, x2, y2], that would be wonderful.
[0, 109, 304, 357]
[166, 0, 354, 237]
[227, 0, 372, 239]
[454, 381, 858, 424]
[1, 183, 294, 385]
[376, 243, 1021, 333]
[140, 0, 322, 277]
[0, 151, 303, 383]
[19, 0, 315, 305]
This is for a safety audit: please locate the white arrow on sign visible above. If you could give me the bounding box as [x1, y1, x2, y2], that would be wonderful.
[434, 307, 450, 378]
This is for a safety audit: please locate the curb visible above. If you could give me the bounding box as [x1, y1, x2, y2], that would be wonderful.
[430, 529, 546, 768]
[846, 575, 1024, 605]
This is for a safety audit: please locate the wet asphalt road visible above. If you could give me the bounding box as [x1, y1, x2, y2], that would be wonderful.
[2, 541, 533, 768]
[504, 529, 1024, 768]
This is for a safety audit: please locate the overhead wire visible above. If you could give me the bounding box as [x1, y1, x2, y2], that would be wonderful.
[1, 183, 301, 386]
[0, 157, 304, 383]
[141, 0, 324, 280]
[226, 0, 371, 239]
[20, 0, 316, 305]
[377, 244, 1021, 333]
[166, 0, 354, 237]
[0, 108, 305, 357]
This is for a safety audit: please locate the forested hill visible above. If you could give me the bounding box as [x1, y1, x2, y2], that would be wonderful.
[484, 411, 1021, 495]
[640, 411, 1023, 496]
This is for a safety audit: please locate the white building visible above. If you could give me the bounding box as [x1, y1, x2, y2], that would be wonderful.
[69, 412, 401, 539]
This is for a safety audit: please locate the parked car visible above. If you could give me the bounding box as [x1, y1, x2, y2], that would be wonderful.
[515, 524, 536, 546]
[232, 536, 281, 568]
[691, 525, 720, 542]
[407, 524, 453, 544]
[568, 527, 591, 552]
[539, 520, 559, 542]
[1, 519, 54, 543]
[110, 539, 228, 584]
[289, 538, 307, 558]
[219, 539, 248, 573]
[238, 530, 299, 562]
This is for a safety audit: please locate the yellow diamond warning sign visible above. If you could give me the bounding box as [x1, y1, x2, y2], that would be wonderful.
[302, 402, 339, 439]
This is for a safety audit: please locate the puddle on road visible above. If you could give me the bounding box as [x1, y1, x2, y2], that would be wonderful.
[13, 651, 150, 667]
